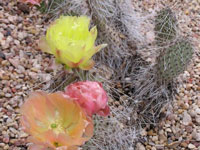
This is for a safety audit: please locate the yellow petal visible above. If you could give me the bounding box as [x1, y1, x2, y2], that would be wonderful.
[81, 43, 107, 66]
[42, 15, 107, 70]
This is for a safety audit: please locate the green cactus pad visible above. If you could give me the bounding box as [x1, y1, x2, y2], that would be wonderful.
[156, 40, 193, 84]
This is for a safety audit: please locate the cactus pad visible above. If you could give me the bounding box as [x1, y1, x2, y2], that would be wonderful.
[155, 8, 177, 44]
[156, 40, 193, 84]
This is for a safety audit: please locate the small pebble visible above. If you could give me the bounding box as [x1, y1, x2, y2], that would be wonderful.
[188, 143, 196, 149]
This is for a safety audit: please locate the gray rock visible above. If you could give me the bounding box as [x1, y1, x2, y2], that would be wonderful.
[188, 143, 196, 149]
[0, 51, 6, 60]
[195, 108, 200, 115]
[5, 93, 12, 98]
[136, 143, 145, 150]
[182, 111, 192, 125]
[195, 116, 200, 125]
[192, 132, 200, 141]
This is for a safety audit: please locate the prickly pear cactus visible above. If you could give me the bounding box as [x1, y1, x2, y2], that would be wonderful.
[156, 39, 193, 84]
[88, 0, 133, 55]
[155, 8, 177, 44]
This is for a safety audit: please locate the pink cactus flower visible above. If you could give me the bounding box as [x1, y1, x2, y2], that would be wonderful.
[20, 0, 42, 5]
[64, 81, 110, 117]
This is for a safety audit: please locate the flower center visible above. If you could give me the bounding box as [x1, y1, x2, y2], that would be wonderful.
[54, 142, 59, 147]
[49, 119, 64, 135]
[51, 123, 57, 129]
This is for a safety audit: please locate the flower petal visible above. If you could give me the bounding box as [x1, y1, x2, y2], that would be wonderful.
[79, 59, 95, 70]
[20, 91, 94, 149]
[38, 36, 53, 54]
[41, 15, 107, 70]
[28, 144, 46, 150]
[21, 0, 41, 5]
[65, 81, 110, 117]
[97, 105, 110, 117]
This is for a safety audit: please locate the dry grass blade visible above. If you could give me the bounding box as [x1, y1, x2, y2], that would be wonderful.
[83, 106, 138, 150]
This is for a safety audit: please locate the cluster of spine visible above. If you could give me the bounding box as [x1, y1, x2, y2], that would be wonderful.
[156, 39, 193, 84]
[131, 8, 194, 124]
[39, 0, 90, 17]
[154, 8, 177, 45]
[88, 0, 139, 74]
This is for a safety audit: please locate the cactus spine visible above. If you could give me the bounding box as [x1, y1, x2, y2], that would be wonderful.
[156, 39, 193, 84]
[155, 8, 177, 45]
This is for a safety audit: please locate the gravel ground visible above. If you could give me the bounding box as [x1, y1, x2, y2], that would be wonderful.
[0, 1, 54, 149]
[0, 0, 199, 150]
[133, 0, 200, 150]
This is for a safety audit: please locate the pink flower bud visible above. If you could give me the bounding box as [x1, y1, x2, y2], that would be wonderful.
[65, 81, 110, 117]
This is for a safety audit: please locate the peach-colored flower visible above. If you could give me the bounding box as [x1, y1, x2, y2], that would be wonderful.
[20, 0, 42, 5]
[20, 91, 93, 150]
[64, 81, 110, 117]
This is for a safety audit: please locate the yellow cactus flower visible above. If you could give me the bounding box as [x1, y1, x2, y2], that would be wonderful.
[20, 91, 93, 150]
[39, 16, 107, 70]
